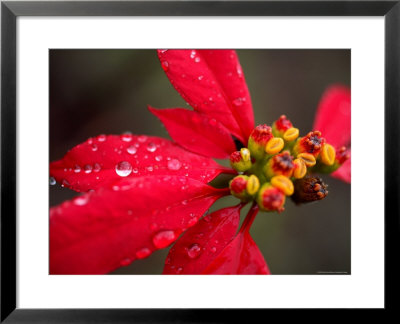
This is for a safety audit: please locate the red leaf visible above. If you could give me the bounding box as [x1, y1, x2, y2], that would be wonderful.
[158, 49, 255, 143]
[163, 204, 243, 274]
[50, 176, 228, 274]
[332, 153, 351, 183]
[313, 85, 351, 148]
[201, 231, 270, 275]
[50, 135, 229, 192]
[149, 107, 236, 159]
[201, 204, 270, 274]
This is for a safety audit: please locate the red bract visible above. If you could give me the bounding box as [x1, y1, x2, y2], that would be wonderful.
[313, 85, 351, 183]
[50, 50, 351, 275]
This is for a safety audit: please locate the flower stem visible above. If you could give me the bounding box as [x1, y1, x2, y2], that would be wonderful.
[239, 202, 259, 234]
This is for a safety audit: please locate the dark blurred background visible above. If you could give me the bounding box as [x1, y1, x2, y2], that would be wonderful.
[50, 50, 351, 275]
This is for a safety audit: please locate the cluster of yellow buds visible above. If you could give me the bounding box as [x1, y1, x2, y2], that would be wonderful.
[229, 115, 349, 212]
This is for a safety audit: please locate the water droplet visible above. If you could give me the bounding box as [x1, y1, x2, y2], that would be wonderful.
[190, 50, 196, 59]
[120, 258, 132, 266]
[132, 168, 139, 174]
[74, 165, 81, 173]
[135, 247, 151, 259]
[176, 267, 183, 274]
[167, 159, 182, 171]
[97, 134, 106, 142]
[194, 57, 201, 63]
[146, 142, 157, 152]
[121, 134, 133, 142]
[187, 217, 197, 227]
[73, 195, 89, 206]
[233, 97, 244, 106]
[210, 247, 217, 253]
[187, 243, 201, 259]
[152, 230, 176, 249]
[182, 200, 188, 205]
[146, 166, 153, 172]
[126, 145, 137, 155]
[84, 164, 93, 174]
[49, 177, 56, 185]
[236, 64, 243, 77]
[93, 163, 101, 172]
[198, 75, 204, 81]
[138, 135, 147, 143]
[91, 144, 98, 151]
[155, 155, 163, 162]
[161, 61, 169, 71]
[115, 161, 132, 177]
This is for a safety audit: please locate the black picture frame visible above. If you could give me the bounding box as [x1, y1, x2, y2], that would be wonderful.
[1, 0, 398, 321]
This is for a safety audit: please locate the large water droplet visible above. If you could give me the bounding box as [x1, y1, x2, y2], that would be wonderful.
[127, 145, 137, 155]
[146, 142, 157, 153]
[167, 159, 182, 171]
[152, 230, 176, 249]
[115, 161, 132, 177]
[84, 164, 93, 174]
[49, 177, 56, 185]
[187, 243, 201, 259]
[135, 247, 151, 259]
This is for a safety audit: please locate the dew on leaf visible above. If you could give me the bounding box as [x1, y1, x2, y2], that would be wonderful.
[97, 134, 106, 142]
[161, 61, 169, 72]
[146, 142, 157, 153]
[73, 195, 89, 206]
[187, 243, 202, 259]
[152, 230, 176, 249]
[167, 159, 182, 171]
[93, 163, 101, 172]
[135, 248, 151, 260]
[138, 135, 148, 143]
[115, 161, 132, 177]
[126, 145, 137, 155]
[121, 134, 133, 142]
[120, 258, 132, 266]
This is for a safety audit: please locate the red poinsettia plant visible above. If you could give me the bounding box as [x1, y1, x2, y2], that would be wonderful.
[49, 50, 351, 275]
